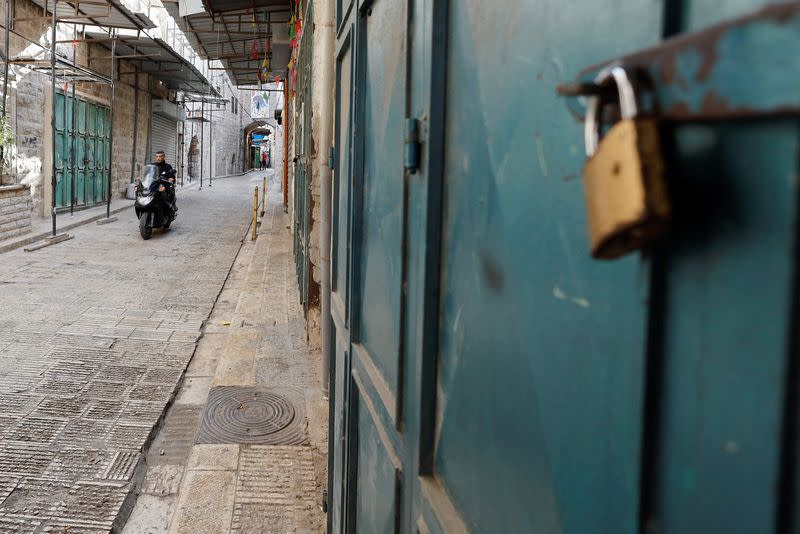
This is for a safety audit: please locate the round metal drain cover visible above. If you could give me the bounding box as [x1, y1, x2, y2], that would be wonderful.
[196, 387, 296, 444]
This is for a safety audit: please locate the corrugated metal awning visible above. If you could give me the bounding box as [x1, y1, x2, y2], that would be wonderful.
[162, 0, 291, 87]
[83, 27, 212, 93]
[26, 0, 155, 30]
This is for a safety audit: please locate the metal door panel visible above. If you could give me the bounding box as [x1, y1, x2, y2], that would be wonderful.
[330, 339, 349, 533]
[431, 1, 664, 532]
[641, 2, 800, 531]
[650, 123, 796, 533]
[333, 36, 353, 313]
[330, 24, 355, 534]
[54, 92, 67, 208]
[354, 0, 406, 402]
[54, 132, 66, 208]
[96, 106, 105, 137]
[94, 103, 107, 203]
[76, 137, 86, 205]
[86, 136, 97, 203]
[294, 9, 314, 308]
[77, 99, 86, 134]
[354, 377, 399, 533]
[86, 103, 96, 136]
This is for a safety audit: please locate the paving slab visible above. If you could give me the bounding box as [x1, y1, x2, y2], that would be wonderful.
[168, 470, 236, 534]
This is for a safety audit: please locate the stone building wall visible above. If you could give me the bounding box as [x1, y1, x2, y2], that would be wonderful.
[210, 78, 247, 177]
[185, 76, 250, 182]
[0, 184, 31, 240]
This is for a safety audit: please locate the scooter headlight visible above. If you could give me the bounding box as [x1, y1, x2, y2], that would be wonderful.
[137, 194, 153, 207]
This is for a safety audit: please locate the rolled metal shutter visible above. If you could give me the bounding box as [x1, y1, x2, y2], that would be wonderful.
[150, 114, 177, 167]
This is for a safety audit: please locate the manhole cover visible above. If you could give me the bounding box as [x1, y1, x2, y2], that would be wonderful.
[196, 387, 300, 444]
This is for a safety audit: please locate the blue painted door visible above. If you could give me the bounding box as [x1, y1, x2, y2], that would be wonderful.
[330, 1, 800, 532]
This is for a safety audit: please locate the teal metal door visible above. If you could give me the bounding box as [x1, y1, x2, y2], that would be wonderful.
[330, 1, 800, 532]
[55, 93, 110, 210]
[294, 3, 315, 310]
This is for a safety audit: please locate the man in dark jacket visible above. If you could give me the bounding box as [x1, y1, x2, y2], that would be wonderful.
[153, 150, 177, 214]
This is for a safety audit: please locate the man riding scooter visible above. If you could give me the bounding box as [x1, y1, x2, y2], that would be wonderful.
[152, 150, 177, 216]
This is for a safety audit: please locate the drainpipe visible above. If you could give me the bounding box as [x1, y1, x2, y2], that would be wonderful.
[318, 0, 335, 396]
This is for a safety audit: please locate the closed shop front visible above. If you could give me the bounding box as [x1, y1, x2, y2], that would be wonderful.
[151, 99, 183, 167]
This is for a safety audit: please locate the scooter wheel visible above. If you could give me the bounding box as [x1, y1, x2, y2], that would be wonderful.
[139, 212, 153, 240]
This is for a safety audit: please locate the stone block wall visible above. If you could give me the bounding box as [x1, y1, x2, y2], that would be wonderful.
[210, 79, 249, 178]
[0, 184, 32, 240]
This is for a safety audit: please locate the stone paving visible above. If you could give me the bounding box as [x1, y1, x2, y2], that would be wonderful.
[122, 174, 328, 533]
[0, 173, 256, 533]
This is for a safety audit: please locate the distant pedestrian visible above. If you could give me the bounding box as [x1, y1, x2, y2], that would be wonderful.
[260, 152, 267, 170]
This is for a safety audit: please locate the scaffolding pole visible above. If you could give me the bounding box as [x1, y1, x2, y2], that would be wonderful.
[178, 108, 183, 186]
[70, 23, 76, 214]
[207, 67, 213, 187]
[50, 0, 57, 236]
[189, 113, 194, 183]
[2, 0, 10, 173]
[199, 101, 203, 189]
[2, 0, 9, 114]
[106, 30, 115, 218]
[208, 103, 212, 187]
[283, 81, 288, 212]
[129, 64, 138, 184]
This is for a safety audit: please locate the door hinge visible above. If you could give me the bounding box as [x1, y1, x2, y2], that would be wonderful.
[328, 146, 335, 170]
[404, 118, 420, 174]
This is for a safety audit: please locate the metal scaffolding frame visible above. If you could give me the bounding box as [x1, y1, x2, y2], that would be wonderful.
[0, 0, 166, 236]
[161, 0, 291, 87]
[0, 0, 148, 236]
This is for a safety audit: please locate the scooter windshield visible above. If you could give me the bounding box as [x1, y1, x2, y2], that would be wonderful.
[141, 164, 157, 189]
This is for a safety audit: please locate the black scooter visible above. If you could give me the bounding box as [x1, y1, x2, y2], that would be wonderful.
[135, 164, 177, 240]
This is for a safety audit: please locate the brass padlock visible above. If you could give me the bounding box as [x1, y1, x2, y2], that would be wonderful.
[583, 66, 670, 259]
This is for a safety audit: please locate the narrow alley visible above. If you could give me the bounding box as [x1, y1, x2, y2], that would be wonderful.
[0, 172, 326, 532]
[3, 0, 800, 531]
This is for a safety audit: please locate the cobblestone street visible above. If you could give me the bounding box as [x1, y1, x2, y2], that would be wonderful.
[0, 173, 256, 532]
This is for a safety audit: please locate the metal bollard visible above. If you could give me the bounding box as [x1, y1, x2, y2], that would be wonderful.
[252, 186, 258, 241]
[260, 176, 266, 217]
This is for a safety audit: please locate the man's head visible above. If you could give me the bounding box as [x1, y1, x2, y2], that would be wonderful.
[155, 150, 165, 164]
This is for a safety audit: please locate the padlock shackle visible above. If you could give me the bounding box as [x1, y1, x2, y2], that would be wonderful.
[584, 65, 639, 156]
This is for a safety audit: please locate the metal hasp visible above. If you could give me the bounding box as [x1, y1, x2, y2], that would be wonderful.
[558, 3, 800, 121]
[404, 118, 419, 173]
